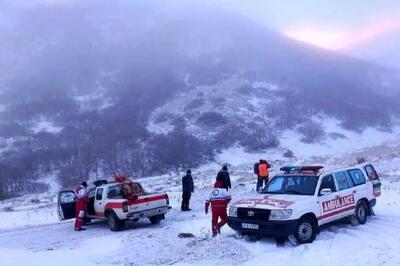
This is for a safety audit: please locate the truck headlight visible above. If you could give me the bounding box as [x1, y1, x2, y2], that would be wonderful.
[270, 209, 292, 220]
[229, 206, 238, 217]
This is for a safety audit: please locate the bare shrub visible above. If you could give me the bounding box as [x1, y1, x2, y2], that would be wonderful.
[184, 98, 205, 111]
[154, 112, 173, 124]
[297, 120, 325, 143]
[241, 123, 280, 151]
[283, 149, 294, 158]
[3, 207, 14, 212]
[197, 112, 227, 128]
[329, 132, 348, 140]
[356, 157, 366, 164]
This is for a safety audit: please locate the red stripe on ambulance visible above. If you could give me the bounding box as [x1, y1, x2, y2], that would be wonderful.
[318, 205, 355, 220]
[322, 194, 355, 213]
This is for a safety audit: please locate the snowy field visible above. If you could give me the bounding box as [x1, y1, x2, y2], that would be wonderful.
[1, 141, 400, 266]
[0, 179, 399, 266]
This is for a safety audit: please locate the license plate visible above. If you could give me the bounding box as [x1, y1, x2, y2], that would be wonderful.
[241, 223, 259, 230]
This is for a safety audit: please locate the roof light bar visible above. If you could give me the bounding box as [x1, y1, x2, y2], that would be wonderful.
[279, 166, 300, 174]
[301, 166, 324, 172]
[280, 165, 323, 174]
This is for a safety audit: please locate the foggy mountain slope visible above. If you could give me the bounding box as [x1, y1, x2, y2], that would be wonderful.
[0, 0, 399, 198]
[344, 29, 400, 71]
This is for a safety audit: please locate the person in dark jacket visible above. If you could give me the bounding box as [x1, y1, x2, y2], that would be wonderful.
[216, 165, 231, 191]
[181, 169, 194, 211]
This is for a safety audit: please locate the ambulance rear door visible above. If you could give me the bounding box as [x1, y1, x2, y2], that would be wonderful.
[364, 164, 381, 197]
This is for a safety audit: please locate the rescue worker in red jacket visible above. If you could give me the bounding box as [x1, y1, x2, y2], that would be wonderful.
[256, 159, 270, 192]
[205, 181, 231, 236]
[74, 181, 88, 231]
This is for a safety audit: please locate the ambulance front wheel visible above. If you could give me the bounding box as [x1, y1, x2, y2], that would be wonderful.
[294, 217, 317, 244]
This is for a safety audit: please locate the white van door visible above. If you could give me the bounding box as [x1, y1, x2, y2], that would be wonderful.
[317, 174, 342, 225]
[330, 171, 357, 219]
[94, 187, 105, 217]
[364, 164, 381, 198]
[347, 169, 369, 201]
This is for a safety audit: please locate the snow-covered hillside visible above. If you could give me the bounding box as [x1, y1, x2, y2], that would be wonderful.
[1, 140, 400, 266]
[147, 76, 281, 139]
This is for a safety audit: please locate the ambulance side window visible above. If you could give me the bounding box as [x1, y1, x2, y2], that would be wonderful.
[334, 172, 350, 191]
[344, 171, 354, 188]
[319, 175, 336, 194]
[348, 169, 366, 186]
[96, 188, 103, 200]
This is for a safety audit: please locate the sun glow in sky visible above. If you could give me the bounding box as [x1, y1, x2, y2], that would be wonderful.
[205, 1, 400, 51]
[284, 29, 345, 50]
[284, 10, 400, 50]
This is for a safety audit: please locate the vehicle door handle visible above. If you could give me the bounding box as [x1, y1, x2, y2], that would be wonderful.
[353, 190, 357, 194]
[99, 202, 102, 205]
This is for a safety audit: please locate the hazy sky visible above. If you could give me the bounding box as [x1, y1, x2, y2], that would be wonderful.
[3, 0, 400, 50]
[206, 0, 400, 50]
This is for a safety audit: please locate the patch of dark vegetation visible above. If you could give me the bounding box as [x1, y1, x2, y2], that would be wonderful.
[328, 132, 348, 140]
[154, 112, 173, 124]
[241, 123, 280, 152]
[298, 120, 325, 144]
[283, 149, 295, 158]
[197, 112, 227, 128]
[184, 98, 205, 112]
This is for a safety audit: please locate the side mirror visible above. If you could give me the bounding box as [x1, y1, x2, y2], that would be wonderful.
[320, 188, 332, 196]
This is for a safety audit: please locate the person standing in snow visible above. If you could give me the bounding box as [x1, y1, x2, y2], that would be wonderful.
[205, 181, 231, 236]
[216, 165, 231, 191]
[181, 169, 194, 211]
[256, 159, 270, 192]
[74, 181, 88, 231]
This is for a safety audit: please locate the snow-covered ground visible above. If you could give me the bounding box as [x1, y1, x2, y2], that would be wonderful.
[1, 150, 400, 265]
[0, 177, 399, 266]
[1, 140, 400, 266]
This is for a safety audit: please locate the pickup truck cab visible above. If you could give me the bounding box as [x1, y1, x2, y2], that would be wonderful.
[58, 180, 170, 231]
[227, 163, 381, 244]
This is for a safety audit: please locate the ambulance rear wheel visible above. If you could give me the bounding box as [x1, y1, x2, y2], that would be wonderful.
[294, 217, 317, 244]
[107, 212, 122, 231]
[355, 201, 368, 225]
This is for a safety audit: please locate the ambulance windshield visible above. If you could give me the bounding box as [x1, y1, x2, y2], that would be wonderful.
[262, 175, 319, 196]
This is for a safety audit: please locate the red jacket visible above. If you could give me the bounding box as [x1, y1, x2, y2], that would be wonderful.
[75, 186, 88, 210]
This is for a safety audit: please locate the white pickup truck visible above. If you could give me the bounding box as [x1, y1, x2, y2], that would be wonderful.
[58, 180, 171, 231]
